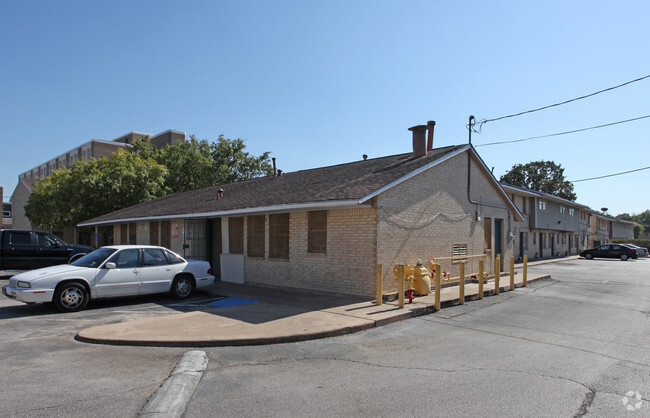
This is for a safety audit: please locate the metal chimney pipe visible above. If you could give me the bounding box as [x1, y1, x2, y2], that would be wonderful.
[426, 121, 436, 151]
[272, 157, 277, 176]
[408, 125, 428, 158]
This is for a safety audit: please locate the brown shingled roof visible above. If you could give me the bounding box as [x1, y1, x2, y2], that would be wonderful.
[79, 145, 468, 226]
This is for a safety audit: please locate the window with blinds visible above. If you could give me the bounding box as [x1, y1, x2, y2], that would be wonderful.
[308, 211, 327, 254]
[247, 215, 265, 258]
[269, 213, 289, 259]
[229, 217, 244, 254]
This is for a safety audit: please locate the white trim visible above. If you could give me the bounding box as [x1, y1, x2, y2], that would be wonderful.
[359, 145, 471, 203]
[78, 199, 365, 227]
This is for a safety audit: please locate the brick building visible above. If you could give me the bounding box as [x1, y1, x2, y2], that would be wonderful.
[10, 130, 185, 239]
[78, 124, 523, 298]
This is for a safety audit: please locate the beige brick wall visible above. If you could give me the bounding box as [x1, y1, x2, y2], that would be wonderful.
[377, 151, 514, 293]
[245, 207, 377, 297]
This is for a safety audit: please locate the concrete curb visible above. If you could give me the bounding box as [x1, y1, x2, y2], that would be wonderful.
[75, 275, 551, 348]
[139, 350, 208, 417]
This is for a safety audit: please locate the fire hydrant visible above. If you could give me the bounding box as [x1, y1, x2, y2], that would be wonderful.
[412, 259, 431, 296]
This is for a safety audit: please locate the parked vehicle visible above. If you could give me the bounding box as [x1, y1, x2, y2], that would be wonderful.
[0, 229, 94, 271]
[2, 245, 216, 312]
[623, 244, 648, 258]
[579, 244, 638, 261]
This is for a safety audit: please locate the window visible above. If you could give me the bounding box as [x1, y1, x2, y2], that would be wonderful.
[247, 215, 265, 258]
[228, 217, 244, 254]
[109, 249, 140, 268]
[308, 211, 327, 253]
[164, 249, 185, 264]
[569, 208, 575, 216]
[560, 206, 566, 214]
[149, 222, 160, 246]
[452, 243, 468, 263]
[538, 200, 546, 210]
[37, 233, 59, 248]
[143, 248, 169, 266]
[9, 232, 31, 245]
[269, 213, 289, 259]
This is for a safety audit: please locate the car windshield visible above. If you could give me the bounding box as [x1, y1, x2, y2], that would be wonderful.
[70, 248, 117, 268]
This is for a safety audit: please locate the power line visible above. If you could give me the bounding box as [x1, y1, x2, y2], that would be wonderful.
[475, 114, 650, 147]
[570, 166, 650, 183]
[472, 73, 650, 131]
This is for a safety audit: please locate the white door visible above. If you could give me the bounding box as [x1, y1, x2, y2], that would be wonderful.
[140, 248, 176, 294]
[94, 248, 141, 297]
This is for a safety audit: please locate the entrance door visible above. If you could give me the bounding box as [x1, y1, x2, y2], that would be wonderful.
[209, 219, 222, 278]
[550, 234, 555, 257]
[519, 232, 525, 260]
[495, 218, 503, 271]
[539, 233, 544, 258]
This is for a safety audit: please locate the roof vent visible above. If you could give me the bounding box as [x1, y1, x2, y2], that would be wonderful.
[363, 154, 368, 161]
[216, 188, 224, 199]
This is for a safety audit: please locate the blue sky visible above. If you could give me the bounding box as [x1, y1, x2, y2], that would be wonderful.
[2, 0, 649, 216]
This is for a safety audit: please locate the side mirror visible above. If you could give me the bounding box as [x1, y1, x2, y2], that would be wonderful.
[105, 262, 117, 269]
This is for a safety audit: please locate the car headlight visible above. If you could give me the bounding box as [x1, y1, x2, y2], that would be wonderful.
[17, 281, 31, 288]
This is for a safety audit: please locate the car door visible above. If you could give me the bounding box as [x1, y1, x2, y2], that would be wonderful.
[3, 231, 37, 270]
[139, 248, 176, 294]
[35, 232, 69, 267]
[93, 248, 141, 297]
[594, 245, 610, 258]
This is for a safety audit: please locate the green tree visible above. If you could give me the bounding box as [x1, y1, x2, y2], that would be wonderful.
[210, 135, 273, 184]
[25, 150, 167, 229]
[500, 160, 577, 201]
[130, 134, 273, 192]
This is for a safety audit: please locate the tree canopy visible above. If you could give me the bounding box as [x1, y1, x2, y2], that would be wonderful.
[130, 135, 273, 193]
[26, 135, 274, 228]
[500, 160, 577, 201]
[25, 150, 168, 229]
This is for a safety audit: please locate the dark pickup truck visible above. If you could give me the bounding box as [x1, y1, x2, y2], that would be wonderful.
[0, 229, 94, 271]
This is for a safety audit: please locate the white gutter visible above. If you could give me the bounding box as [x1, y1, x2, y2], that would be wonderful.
[77, 199, 364, 227]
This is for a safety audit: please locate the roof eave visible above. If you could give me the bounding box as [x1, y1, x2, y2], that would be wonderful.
[77, 199, 366, 227]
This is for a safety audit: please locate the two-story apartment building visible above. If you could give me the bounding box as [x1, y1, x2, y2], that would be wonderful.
[10, 130, 185, 238]
[503, 183, 636, 260]
[502, 183, 592, 260]
[590, 212, 635, 246]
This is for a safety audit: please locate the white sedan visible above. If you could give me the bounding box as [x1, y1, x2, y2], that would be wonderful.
[2, 245, 216, 312]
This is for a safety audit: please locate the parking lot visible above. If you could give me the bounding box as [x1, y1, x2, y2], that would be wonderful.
[1, 257, 649, 416]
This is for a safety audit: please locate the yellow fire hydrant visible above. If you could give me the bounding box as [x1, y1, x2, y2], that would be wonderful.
[412, 259, 431, 296]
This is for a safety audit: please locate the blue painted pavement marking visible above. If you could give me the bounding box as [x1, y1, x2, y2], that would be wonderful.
[208, 297, 258, 308]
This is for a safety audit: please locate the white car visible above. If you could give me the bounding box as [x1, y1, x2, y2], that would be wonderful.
[2, 245, 216, 312]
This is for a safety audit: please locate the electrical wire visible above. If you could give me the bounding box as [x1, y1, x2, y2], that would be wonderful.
[475, 114, 650, 147]
[471, 73, 650, 132]
[569, 166, 650, 183]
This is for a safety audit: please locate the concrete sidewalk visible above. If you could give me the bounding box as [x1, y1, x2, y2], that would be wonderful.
[76, 259, 564, 347]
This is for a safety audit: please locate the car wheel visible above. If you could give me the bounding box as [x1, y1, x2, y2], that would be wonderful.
[171, 275, 194, 299]
[54, 282, 89, 312]
[585, 253, 593, 260]
[621, 254, 628, 261]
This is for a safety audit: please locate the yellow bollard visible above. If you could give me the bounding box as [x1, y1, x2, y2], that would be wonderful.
[494, 255, 500, 295]
[509, 256, 515, 291]
[434, 263, 441, 311]
[376, 264, 383, 305]
[459, 261, 465, 305]
[523, 255, 528, 287]
[478, 259, 484, 299]
[397, 265, 405, 309]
